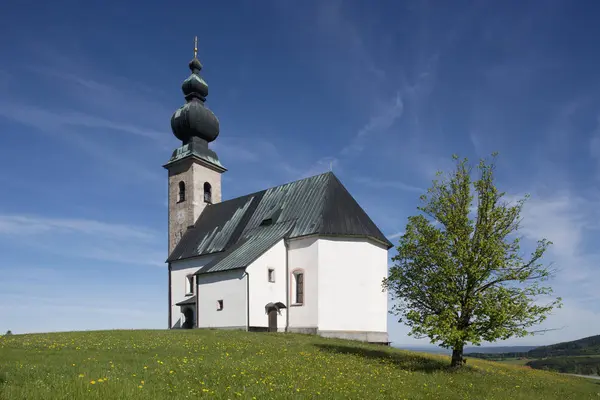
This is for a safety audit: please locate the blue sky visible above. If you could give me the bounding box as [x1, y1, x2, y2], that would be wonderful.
[1, 0, 599, 346]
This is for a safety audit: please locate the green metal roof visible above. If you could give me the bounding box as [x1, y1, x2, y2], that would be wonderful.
[167, 172, 392, 274]
[163, 137, 226, 171]
[196, 220, 295, 274]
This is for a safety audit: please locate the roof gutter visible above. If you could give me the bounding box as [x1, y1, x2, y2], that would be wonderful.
[285, 233, 393, 250]
[284, 239, 290, 332]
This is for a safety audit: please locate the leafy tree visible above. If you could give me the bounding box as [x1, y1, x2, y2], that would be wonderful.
[383, 154, 562, 367]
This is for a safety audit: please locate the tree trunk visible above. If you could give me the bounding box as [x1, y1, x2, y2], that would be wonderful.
[451, 343, 464, 367]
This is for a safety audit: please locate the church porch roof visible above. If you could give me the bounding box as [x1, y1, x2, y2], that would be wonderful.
[176, 296, 196, 306]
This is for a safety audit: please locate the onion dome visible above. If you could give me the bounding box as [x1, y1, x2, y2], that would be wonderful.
[171, 39, 219, 144]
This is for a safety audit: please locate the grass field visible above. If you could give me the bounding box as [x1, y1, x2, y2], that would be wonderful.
[496, 358, 531, 366]
[1, 330, 599, 399]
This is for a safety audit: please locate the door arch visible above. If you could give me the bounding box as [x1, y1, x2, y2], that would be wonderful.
[268, 308, 277, 332]
[264, 302, 286, 332]
[182, 307, 195, 329]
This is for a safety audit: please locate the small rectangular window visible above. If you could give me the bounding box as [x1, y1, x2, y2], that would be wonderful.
[268, 268, 275, 283]
[217, 300, 223, 311]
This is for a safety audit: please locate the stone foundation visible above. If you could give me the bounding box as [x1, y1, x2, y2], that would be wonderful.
[317, 330, 389, 344]
[188, 326, 389, 344]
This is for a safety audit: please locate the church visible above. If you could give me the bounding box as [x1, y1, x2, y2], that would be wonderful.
[165, 43, 392, 344]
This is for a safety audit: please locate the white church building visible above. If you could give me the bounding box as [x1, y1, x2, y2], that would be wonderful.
[165, 46, 392, 344]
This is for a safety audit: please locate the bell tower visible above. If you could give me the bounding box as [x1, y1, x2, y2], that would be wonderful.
[164, 37, 226, 255]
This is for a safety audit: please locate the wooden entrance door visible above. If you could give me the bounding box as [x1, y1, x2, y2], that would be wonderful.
[182, 307, 194, 329]
[268, 308, 277, 332]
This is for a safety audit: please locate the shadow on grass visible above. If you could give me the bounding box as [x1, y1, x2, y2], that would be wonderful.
[314, 343, 464, 373]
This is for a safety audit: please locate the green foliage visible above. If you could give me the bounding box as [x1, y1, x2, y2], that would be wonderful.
[383, 154, 562, 366]
[4, 331, 11, 336]
[0, 330, 598, 399]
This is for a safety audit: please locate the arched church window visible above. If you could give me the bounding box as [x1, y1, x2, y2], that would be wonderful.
[204, 182, 212, 203]
[292, 270, 304, 305]
[178, 181, 186, 202]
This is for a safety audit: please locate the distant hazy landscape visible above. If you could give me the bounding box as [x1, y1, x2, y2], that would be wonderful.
[463, 335, 600, 377]
[394, 344, 539, 355]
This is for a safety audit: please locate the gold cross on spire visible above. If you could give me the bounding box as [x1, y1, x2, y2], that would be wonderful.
[194, 36, 198, 59]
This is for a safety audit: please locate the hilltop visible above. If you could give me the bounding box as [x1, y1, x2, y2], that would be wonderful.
[527, 335, 600, 358]
[0, 330, 598, 399]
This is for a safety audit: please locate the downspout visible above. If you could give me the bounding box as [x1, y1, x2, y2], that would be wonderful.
[284, 239, 290, 332]
[195, 277, 199, 328]
[244, 271, 250, 331]
[168, 263, 172, 329]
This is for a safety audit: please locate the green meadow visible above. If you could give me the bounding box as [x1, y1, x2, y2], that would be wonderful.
[496, 358, 531, 366]
[0, 330, 598, 399]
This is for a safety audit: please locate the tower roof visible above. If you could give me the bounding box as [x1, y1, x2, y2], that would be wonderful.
[170, 37, 220, 144]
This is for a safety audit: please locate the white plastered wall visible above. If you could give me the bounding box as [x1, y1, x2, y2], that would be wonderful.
[317, 237, 388, 334]
[287, 237, 319, 329]
[170, 255, 215, 328]
[246, 239, 287, 330]
[197, 269, 247, 329]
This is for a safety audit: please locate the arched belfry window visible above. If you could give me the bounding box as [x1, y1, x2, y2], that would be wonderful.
[204, 182, 212, 204]
[178, 181, 186, 203]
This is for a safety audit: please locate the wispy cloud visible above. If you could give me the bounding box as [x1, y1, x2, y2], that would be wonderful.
[386, 231, 404, 240]
[0, 214, 164, 266]
[0, 274, 164, 333]
[0, 102, 163, 140]
[508, 191, 600, 303]
[212, 138, 263, 163]
[0, 214, 157, 241]
[298, 156, 340, 179]
[354, 176, 424, 193]
[315, 0, 387, 85]
[23, 50, 170, 119]
[308, 1, 408, 159]
[212, 135, 342, 189]
[341, 93, 404, 156]
[0, 48, 174, 184]
[0, 102, 164, 183]
[489, 300, 600, 347]
[590, 116, 600, 178]
[0, 69, 10, 88]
